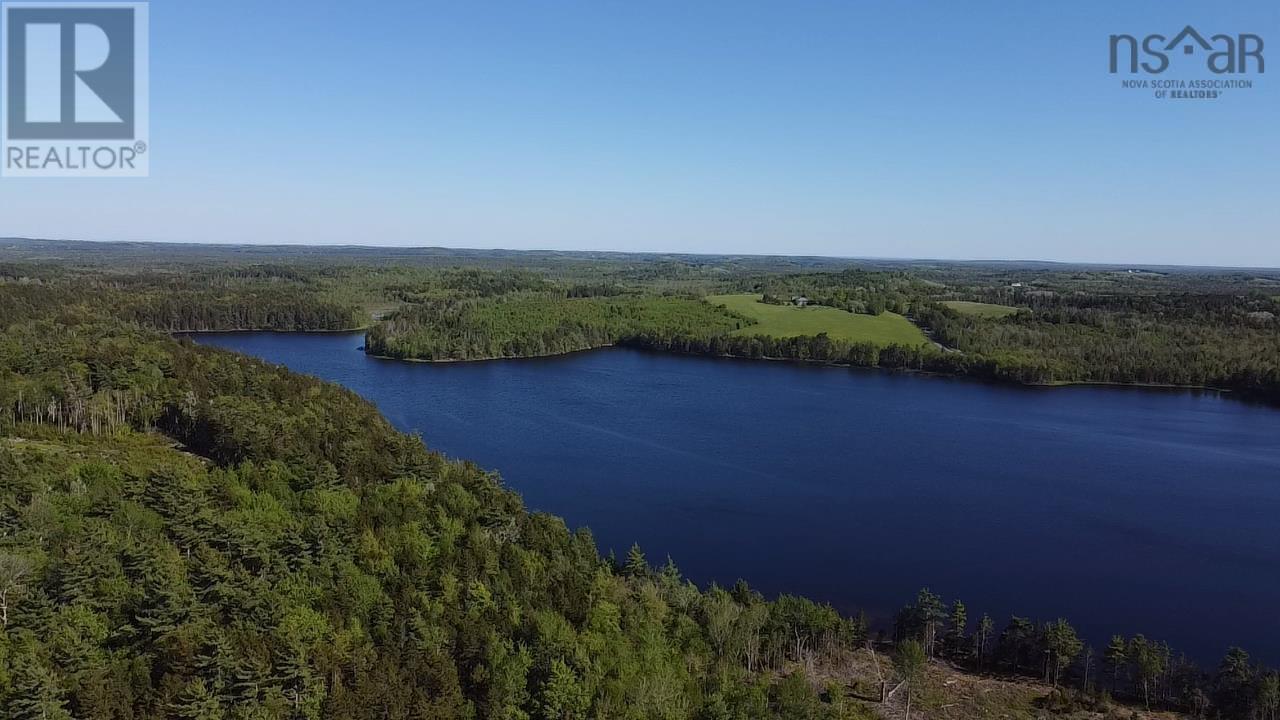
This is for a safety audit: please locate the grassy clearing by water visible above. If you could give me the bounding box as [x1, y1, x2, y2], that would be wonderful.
[709, 294, 928, 346]
[942, 300, 1019, 318]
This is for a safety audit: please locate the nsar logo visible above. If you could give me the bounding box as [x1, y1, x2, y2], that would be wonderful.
[1110, 25, 1264, 75]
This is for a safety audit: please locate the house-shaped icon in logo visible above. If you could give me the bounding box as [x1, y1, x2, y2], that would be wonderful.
[1165, 25, 1213, 55]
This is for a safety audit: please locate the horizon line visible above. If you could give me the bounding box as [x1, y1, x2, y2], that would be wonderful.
[3, 235, 1279, 273]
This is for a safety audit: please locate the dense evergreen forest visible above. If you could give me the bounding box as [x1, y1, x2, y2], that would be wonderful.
[0, 263, 367, 332]
[3, 239, 1280, 718]
[1, 318, 875, 719]
[913, 300, 1280, 391]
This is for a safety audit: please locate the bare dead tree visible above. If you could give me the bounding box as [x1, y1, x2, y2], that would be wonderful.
[866, 640, 887, 703]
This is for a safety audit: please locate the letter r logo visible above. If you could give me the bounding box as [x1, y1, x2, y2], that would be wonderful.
[4, 5, 136, 139]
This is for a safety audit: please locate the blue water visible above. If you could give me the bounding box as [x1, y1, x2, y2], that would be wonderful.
[189, 331, 1280, 664]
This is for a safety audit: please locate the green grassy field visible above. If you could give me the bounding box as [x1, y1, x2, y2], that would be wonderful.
[709, 294, 928, 346]
[942, 300, 1019, 318]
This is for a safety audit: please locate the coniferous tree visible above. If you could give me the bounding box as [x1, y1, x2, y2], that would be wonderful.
[623, 544, 648, 578]
[1216, 647, 1257, 720]
[1258, 672, 1280, 720]
[1042, 619, 1082, 687]
[945, 600, 968, 662]
[974, 613, 994, 672]
[170, 678, 226, 720]
[893, 640, 927, 720]
[538, 659, 589, 720]
[7, 637, 72, 720]
[1129, 635, 1168, 710]
[1105, 635, 1129, 693]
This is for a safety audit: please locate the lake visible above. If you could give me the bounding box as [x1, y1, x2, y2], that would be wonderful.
[189, 331, 1280, 664]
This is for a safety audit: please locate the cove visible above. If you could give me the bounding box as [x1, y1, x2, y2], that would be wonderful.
[188, 331, 1280, 664]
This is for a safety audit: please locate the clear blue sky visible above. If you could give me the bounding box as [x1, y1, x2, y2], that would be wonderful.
[2, 0, 1277, 265]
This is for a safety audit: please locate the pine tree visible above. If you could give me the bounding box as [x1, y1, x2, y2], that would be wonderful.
[128, 545, 195, 643]
[1105, 635, 1129, 693]
[7, 638, 73, 720]
[659, 556, 681, 587]
[1215, 647, 1256, 720]
[1258, 672, 1280, 720]
[191, 628, 234, 703]
[974, 614, 994, 671]
[1042, 619, 1082, 687]
[623, 544, 648, 578]
[538, 659, 589, 720]
[229, 654, 273, 709]
[945, 600, 968, 662]
[894, 588, 945, 656]
[997, 616, 1035, 672]
[893, 639, 927, 720]
[170, 678, 226, 720]
[915, 589, 945, 657]
[1129, 635, 1167, 710]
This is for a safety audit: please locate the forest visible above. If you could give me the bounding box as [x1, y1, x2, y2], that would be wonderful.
[911, 292, 1280, 394]
[366, 279, 1280, 401]
[3, 239, 1280, 718]
[3, 313, 1280, 720]
[365, 294, 746, 361]
[1, 316, 877, 719]
[5, 239, 1279, 400]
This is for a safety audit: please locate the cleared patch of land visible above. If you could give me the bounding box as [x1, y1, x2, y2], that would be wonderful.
[710, 294, 928, 346]
[942, 300, 1019, 318]
[808, 648, 1183, 720]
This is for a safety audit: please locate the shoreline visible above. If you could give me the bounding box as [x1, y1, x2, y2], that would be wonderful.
[359, 340, 1239, 397]
[175, 329, 1249, 400]
[174, 326, 371, 334]
[365, 343, 615, 364]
